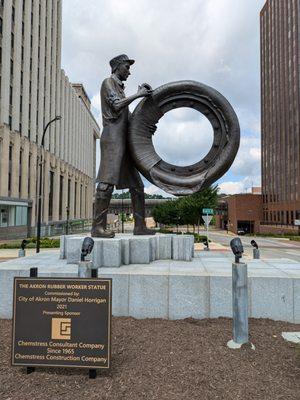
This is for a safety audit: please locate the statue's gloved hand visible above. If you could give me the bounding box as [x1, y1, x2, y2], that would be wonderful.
[140, 83, 153, 91]
[137, 84, 152, 98]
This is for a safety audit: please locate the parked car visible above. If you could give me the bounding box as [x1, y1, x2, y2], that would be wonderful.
[237, 228, 246, 235]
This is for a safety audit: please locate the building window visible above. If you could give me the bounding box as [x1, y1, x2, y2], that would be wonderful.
[74, 182, 77, 217]
[9, 86, 13, 106]
[28, 154, 31, 197]
[8, 145, 13, 196]
[48, 171, 54, 221]
[59, 175, 63, 220]
[85, 186, 87, 217]
[80, 184, 83, 218]
[19, 150, 23, 197]
[68, 178, 71, 209]
[0, 205, 27, 227]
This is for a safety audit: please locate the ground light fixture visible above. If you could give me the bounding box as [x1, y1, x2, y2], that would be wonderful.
[81, 237, 95, 261]
[20, 239, 29, 250]
[230, 237, 244, 263]
[250, 239, 258, 249]
[203, 238, 209, 250]
[19, 239, 29, 257]
[251, 239, 260, 259]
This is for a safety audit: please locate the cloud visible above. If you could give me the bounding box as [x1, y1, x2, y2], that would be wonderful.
[219, 181, 245, 195]
[62, 0, 265, 195]
[230, 136, 261, 178]
[153, 108, 214, 166]
[219, 175, 261, 195]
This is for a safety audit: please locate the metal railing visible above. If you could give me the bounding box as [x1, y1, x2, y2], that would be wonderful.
[29, 219, 92, 238]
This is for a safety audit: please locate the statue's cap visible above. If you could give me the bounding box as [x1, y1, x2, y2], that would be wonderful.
[109, 54, 135, 70]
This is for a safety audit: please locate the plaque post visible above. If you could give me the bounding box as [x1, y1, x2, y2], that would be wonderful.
[89, 264, 98, 379]
[30, 267, 38, 277]
[26, 268, 38, 374]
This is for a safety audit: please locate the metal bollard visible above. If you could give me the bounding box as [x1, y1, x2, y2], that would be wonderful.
[253, 248, 260, 259]
[78, 261, 93, 278]
[18, 249, 26, 257]
[232, 262, 248, 345]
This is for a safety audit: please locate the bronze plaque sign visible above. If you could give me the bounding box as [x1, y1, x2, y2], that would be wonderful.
[12, 278, 112, 369]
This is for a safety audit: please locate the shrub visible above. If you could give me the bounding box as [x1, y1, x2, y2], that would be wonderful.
[0, 237, 60, 249]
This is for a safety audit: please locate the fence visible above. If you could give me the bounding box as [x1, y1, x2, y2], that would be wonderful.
[29, 219, 92, 238]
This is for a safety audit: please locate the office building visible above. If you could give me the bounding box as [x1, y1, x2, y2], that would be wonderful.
[0, 0, 100, 238]
[261, 0, 300, 231]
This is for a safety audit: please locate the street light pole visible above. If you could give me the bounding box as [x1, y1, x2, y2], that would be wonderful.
[36, 116, 61, 253]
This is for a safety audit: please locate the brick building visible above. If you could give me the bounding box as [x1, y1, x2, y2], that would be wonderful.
[216, 191, 263, 234]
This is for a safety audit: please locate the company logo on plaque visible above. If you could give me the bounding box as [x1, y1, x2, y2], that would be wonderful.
[51, 318, 72, 340]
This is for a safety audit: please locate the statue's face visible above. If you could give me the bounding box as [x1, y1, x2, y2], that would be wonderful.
[116, 62, 131, 81]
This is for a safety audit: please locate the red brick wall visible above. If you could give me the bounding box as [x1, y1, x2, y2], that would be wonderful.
[226, 194, 263, 234]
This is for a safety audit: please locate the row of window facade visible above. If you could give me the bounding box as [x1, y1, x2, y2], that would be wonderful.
[0, 0, 61, 143]
[262, 209, 300, 225]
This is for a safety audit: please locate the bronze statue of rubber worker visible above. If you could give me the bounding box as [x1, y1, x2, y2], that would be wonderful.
[91, 54, 156, 238]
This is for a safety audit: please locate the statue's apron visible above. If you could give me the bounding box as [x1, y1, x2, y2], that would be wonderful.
[96, 108, 143, 189]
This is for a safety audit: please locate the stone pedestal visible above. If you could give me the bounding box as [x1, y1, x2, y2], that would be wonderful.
[61, 233, 194, 267]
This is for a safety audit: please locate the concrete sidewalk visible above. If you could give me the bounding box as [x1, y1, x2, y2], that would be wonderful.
[195, 242, 229, 252]
[0, 248, 58, 261]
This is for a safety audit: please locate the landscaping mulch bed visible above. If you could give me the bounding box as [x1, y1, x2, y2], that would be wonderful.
[1, 317, 299, 400]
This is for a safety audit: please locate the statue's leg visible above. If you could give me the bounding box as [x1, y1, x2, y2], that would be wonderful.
[130, 188, 156, 235]
[91, 183, 115, 238]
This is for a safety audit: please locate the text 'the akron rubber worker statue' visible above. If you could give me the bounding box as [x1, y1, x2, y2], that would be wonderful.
[91, 54, 156, 238]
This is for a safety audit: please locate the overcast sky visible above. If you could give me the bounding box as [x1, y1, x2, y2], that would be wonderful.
[62, 0, 266, 196]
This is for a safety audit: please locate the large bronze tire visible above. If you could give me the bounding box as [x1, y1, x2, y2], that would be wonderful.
[129, 80, 240, 196]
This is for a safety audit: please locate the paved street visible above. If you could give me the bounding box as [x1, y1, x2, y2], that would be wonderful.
[203, 229, 300, 262]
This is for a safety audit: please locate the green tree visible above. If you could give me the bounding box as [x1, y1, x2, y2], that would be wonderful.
[152, 186, 219, 231]
[112, 190, 171, 200]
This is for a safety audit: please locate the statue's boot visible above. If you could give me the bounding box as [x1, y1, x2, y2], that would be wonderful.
[91, 185, 115, 238]
[130, 188, 156, 235]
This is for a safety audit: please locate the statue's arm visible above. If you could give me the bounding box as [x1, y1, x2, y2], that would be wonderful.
[113, 84, 153, 112]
